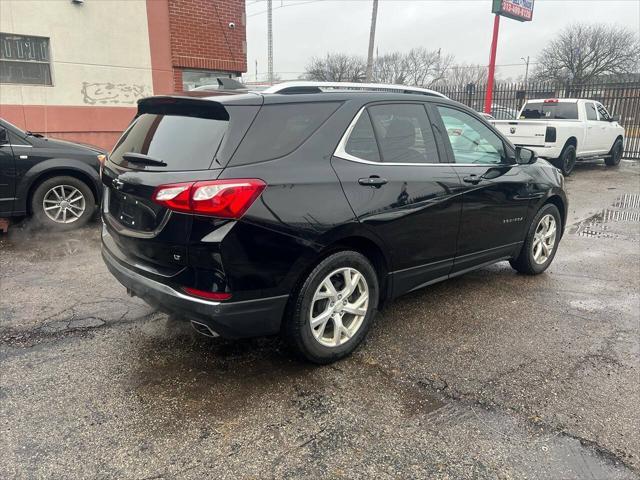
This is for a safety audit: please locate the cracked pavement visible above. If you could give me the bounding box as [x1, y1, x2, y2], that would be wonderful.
[1, 160, 639, 479]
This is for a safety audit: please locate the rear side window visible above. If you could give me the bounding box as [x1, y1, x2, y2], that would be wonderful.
[345, 110, 380, 162]
[520, 102, 578, 120]
[231, 102, 340, 165]
[368, 104, 439, 163]
[585, 103, 598, 121]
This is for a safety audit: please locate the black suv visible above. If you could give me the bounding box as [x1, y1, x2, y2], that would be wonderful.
[101, 87, 567, 363]
[0, 118, 104, 229]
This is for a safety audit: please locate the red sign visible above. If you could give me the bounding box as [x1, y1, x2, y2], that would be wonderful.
[492, 0, 534, 22]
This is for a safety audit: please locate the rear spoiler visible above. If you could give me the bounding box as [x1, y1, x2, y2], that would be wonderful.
[137, 96, 229, 121]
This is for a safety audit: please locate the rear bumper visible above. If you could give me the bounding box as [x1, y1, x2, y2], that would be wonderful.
[102, 246, 289, 339]
[518, 145, 563, 159]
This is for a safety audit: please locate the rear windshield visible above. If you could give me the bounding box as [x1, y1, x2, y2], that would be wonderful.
[520, 102, 578, 120]
[230, 102, 341, 165]
[110, 104, 259, 170]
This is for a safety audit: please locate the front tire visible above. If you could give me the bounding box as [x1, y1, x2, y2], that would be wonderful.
[510, 203, 561, 275]
[605, 138, 623, 166]
[553, 144, 577, 176]
[31, 176, 96, 230]
[284, 250, 379, 364]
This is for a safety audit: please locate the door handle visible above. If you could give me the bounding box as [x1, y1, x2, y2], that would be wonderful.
[463, 174, 482, 185]
[358, 176, 388, 188]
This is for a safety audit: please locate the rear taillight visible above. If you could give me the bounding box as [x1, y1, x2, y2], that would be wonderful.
[153, 183, 192, 213]
[545, 126, 557, 143]
[152, 179, 266, 218]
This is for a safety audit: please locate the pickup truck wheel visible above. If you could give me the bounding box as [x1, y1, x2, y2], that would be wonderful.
[31, 176, 96, 230]
[554, 144, 576, 176]
[510, 203, 561, 275]
[605, 138, 623, 166]
[284, 250, 379, 364]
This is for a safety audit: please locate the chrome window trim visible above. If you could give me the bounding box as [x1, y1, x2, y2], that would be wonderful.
[2, 144, 33, 148]
[333, 106, 514, 168]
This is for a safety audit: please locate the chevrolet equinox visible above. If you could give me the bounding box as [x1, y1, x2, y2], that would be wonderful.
[101, 84, 567, 364]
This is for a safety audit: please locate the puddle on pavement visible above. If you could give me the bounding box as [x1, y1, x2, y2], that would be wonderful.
[124, 318, 446, 433]
[569, 193, 640, 239]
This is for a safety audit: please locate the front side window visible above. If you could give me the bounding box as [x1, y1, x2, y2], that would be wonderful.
[0, 33, 52, 85]
[367, 104, 439, 163]
[585, 103, 598, 121]
[437, 106, 505, 165]
[596, 103, 611, 121]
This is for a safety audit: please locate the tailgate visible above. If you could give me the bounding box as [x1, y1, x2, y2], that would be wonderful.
[492, 120, 548, 146]
[102, 95, 259, 271]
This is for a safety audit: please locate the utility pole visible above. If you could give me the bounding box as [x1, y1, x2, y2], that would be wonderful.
[365, 0, 378, 82]
[267, 0, 273, 84]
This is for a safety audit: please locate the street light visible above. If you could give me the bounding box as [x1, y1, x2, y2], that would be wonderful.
[521, 56, 530, 88]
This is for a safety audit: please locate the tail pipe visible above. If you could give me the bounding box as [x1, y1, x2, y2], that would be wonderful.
[190, 320, 220, 338]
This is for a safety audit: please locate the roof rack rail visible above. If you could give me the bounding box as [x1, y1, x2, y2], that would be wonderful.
[259, 81, 447, 98]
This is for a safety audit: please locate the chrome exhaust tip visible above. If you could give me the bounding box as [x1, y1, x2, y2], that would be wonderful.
[190, 320, 220, 338]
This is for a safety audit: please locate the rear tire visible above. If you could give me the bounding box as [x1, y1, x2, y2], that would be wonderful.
[284, 250, 379, 364]
[510, 203, 561, 275]
[31, 176, 95, 230]
[605, 138, 623, 166]
[553, 144, 576, 176]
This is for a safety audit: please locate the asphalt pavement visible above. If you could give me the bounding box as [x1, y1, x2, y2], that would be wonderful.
[1, 159, 639, 479]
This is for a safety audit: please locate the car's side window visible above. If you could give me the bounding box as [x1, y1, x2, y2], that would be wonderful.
[436, 106, 505, 165]
[596, 103, 611, 122]
[367, 104, 439, 164]
[344, 110, 380, 162]
[585, 102, 598, 121]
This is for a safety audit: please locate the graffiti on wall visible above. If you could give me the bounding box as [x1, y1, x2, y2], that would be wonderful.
[81, 82, 151, 105]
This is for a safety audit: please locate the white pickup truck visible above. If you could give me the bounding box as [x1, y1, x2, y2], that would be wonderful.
[492, 99, 625, 175]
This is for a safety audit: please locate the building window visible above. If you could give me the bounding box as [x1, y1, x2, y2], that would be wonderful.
[0, 33, 52, 85]
[181, 69, 238, 91]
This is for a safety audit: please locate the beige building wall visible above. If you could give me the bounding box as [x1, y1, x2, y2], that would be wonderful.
[0, 0, 153, 107]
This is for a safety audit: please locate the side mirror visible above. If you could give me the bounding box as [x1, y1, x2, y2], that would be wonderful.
[516, 146, 537, 165]
[610, 114, 620, 123]
[0, 128, 7, 145]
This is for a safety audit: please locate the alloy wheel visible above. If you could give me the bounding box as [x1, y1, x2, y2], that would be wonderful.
[309, 267, 369, 348]
[564, 149, 576, 173]
[42, 185, 86, 224]
[532, 214, 557, 264]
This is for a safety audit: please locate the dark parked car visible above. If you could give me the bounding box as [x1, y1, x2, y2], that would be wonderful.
[0, 118, 105, 229]
[101, 83, 567, 363]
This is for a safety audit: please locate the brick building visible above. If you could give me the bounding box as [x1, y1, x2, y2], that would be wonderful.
[0, 0, 247, 150]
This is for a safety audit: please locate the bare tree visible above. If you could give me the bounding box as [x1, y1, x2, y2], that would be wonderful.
[441, 63, 488, 86]
[372, 52, 408, 84]
[535, 23, 640, 83]
[404, 47, 453, 87]
[304, 53, 366, 82]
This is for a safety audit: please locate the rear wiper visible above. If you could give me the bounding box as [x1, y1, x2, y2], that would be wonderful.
[123, 152, 167, 167]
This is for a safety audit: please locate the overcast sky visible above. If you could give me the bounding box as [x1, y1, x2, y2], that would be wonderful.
[244, 0, 640, 82]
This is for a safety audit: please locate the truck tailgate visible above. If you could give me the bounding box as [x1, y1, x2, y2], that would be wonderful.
[492, 120, 547, 146]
